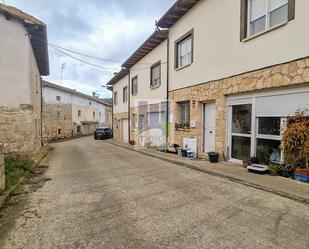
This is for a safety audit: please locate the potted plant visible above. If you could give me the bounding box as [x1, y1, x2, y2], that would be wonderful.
[282, 111, 309, 182]
[208, 152, 219, 163]
[268, 164, 279, 176]
[242, 159, 249, 168]
[129, 140, 136, 145]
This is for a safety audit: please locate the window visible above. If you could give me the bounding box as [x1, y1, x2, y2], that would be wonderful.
[256, 117, 282, 164]
[244, 0, 290, 37]
[56, 96, 61, 102]
[89, 101, 92, 106]
[57, 111, 61, 119]
[114, 92, 118, 105]
[178, 102, 190, 128]
[176, 32, 193, 69]
[123, 86, 128, 103]
[76, 125, 81, 133]
[93, 111, 96, 118]
[131, 76, 138, 95]
[78, 110, 81, 117]
[57, 128, 62, 135]
[150, 62, 161, 88]
[99, 112, 101, 117]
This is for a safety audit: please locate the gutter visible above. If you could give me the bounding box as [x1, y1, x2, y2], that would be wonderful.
[128, 71, 131, 143]
[166, 38, 170, 143]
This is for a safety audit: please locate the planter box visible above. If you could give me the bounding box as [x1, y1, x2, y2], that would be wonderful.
[293, 173, 309, 183]
[247, 164, 269, 175]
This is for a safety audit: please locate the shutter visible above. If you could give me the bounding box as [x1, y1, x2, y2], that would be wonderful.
[240, 0, 248, 41]
[288, 0, 296, 21]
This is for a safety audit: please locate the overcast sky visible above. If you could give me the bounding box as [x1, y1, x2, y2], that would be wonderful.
[7, 0, 174, 98]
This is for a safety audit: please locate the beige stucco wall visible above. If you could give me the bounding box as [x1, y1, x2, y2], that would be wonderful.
[0, 13, 42, 157]
[168, 0, 309, 91]
[113, 75, 129, 114]
[130, 39, 168, 106]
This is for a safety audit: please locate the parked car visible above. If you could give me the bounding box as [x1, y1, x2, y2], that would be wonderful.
[94, 128, 112, 140]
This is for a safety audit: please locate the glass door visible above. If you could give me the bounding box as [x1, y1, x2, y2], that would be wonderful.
[230, 104, 252, 162]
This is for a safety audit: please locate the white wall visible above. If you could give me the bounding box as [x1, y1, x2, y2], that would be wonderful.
[0, 14, 38, 107]
[168, 0, 309, 91]
[43, 86, 107, 126]
[113, 75, 129, 114]
[130, 40, 168, 107]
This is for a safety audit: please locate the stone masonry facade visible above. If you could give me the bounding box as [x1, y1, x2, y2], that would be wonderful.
[113, 112, 128, 143]
[0, 104, 42, 158]
[42, 103, 73, 142]
[169, 57, 309, 158]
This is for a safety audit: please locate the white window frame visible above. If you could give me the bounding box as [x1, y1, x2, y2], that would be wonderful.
[150, 63, 161, 88]
[131, 76, 138, 96]
[123, 86, 128, 103]
[114, 92, 118, 105]
[176, 34, 193, 69]
[247, 0, 288, 37]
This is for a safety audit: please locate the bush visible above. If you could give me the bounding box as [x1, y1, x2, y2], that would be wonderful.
[5, 158, 35, 189]
[282, 111, 309, 168]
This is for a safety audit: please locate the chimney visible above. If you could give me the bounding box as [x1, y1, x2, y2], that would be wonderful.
[92, 92, 99, 99]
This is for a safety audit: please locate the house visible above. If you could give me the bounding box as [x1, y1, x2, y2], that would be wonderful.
[107, 30, 169, 145]
[42, 81, 112, 142]
[0, 3, 49, 157]
[109, 0, 309, 165]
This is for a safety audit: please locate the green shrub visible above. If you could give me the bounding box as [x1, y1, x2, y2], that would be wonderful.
[4, 158, 35, 189]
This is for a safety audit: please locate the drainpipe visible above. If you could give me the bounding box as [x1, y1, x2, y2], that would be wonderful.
[166, 38, 170, 144]
[40, 78, 43, 147]
[128, 70, 131, 143]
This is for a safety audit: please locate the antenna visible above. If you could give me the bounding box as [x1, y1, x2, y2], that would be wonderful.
[60, 63, 65, 85]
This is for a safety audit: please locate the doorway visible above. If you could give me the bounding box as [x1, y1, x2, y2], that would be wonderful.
[203, 102, 216, 153]
[122, 119, 128, 142]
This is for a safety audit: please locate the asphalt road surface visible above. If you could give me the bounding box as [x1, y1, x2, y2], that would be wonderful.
[1, 136, 308, 249]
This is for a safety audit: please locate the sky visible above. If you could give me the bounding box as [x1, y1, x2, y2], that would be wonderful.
[6, 0, 174, 98]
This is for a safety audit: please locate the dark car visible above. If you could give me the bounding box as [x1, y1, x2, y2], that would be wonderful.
[94, 128, 112, 140]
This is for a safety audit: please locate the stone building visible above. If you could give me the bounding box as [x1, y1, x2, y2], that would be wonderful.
[42, 81, 112, 142]
[109, 0, 309, 165]
[0, 4, 49, 157]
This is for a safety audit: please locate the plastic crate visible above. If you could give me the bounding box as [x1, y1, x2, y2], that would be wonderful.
[293, 173, 309, 183]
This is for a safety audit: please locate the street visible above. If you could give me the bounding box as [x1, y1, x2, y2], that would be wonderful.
[1, 136, 309, 249]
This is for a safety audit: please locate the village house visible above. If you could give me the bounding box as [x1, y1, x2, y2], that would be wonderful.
[42, 81, 112, 142]
[109, 0, 309, 165]
[0, 4, 49, 157]
[108, 30, 168, 146]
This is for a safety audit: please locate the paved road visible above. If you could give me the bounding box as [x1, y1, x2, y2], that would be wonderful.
[1, 137, 309, 249]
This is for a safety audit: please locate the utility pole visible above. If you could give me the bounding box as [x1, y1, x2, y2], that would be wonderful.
[60, 63, 65, 85]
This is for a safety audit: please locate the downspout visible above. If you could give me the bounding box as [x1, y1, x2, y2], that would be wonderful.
[166, 38, 170, 143]
[40, 78, 43, 147]
[128, 70, 131, 143]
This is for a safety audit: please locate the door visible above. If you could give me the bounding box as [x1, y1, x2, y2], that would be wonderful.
[122, 119, 129, 142]
[203, 102, 216, 152]
[229, 104, 252, 162]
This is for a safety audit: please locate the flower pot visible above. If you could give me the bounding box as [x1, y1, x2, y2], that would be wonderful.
[295, 167, 309, 176]
[208, 152, 219, 163]
[242, 160, 249, 168]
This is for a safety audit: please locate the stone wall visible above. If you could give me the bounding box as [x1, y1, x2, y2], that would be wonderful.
[113, 112, 128, 143]
[0, 104, 42, 157]
[0, 144, 5, 191]
[42, 103, 73, 142]
[169, 57, 309, 158]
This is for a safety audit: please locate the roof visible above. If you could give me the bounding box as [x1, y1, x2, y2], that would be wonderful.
[0, 3, 49, 76]
[157, 0, 201, 29]
[122, 30, 168, 68]
[107, 30, 168, 89]
[100, 98, 112, 105]
[106, 68, 129, 88]
[42, 81, 112, 106]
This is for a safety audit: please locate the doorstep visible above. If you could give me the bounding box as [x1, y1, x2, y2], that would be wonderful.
[106, 140, 309, 204]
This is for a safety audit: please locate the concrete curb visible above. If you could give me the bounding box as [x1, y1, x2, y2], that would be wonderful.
[0, 146, 51, 209]
[105, 141, 309, 204]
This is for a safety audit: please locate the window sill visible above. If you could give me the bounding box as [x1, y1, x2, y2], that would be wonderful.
[242, 21, 288, 42]
[175, 128, 191, 132]
[175, 63, 192, 71]
[150, 85, 161, 90]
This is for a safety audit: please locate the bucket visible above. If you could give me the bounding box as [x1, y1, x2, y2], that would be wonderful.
[187, 150, 195, 159]
[208, 152, 219, 163]
[177, 149, 182, 157]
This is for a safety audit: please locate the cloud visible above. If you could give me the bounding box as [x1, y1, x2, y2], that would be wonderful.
[6, 0, 174, 97]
